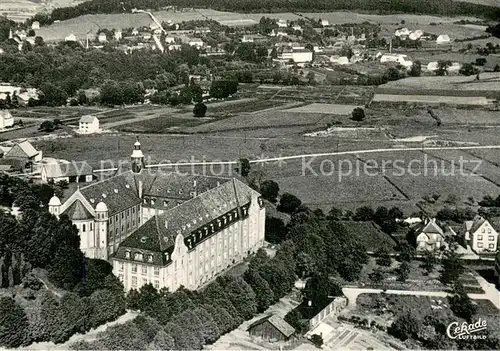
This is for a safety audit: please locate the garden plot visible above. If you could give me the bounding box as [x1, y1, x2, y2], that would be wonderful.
[305, 127, 388, 140]
[467, 148, 500, 167]
[285, 103, 361, 115]
[184, 110, 330, 134]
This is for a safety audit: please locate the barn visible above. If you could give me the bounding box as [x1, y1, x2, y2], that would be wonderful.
[247, 314, 295, 342]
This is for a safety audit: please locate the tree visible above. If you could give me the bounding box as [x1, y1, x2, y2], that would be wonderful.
[440, 250, 464, 285]
[150, 329, 175, 350]
[310, 334, 324, 348]
[396, 261, 410, 282]
[264, 216, 286, 244]
[388, 311, 422, 341]
[422, 250, 437, 274]
[327, 207, 343, 221]
[0, 297, 29, 347]
[260, 180, 279, 203]
[303, 272, 342, 309]
[449, 282, 477, 321]
[224, 276, 257, 320]
[351, 107, 365, 121]
[193, 102, 207, 117]
[352, 206, 374, 221]
[397, 243, 414, 262]
[475, 57, 487, 66]
[243, 269, 274, 312]
[459, 62, 479, 76]
[191, 307, 221, 344]
[209, 80, 238, 99]
[375, 247, 392, 267]
[277, 193, 302, 214]
[409, 61, 422, 77]
[435, 60, 451, 76]
[39, 120, 57, 132]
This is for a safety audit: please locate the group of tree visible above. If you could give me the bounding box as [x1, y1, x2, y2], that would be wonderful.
[39, 0, 500, 24]
[0, 174, 125, 348]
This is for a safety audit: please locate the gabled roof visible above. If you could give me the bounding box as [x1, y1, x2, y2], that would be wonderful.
[0, 110, 13, 120]
[4, 141, 39, 159]
[79, 115, 98, 123]
[421, 220, 444, 235]
[42, 161, 93, 178]
[467, 215, 487, 234]
[248, 314, 295, 338]
[66, 200, 93, 220]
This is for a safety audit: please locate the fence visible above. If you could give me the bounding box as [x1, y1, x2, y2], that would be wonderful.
[308, 297, 347, 330]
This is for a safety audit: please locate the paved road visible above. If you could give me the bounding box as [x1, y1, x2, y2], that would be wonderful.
[145, 144, 500, 168]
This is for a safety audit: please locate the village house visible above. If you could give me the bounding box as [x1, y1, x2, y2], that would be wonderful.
[0, 110, 14, 129]
[48, 140, 266, 292]
[3, 140, 42, 167]
[98, 33, 107, 43]
[415, 218, 446, 251]
[436, 34, 451, 44]
[79, 115, 100, 134]
[31, 21, 40, 30]
[463, 215, 498, 253]
[39, 160, 93, 184]
[277, 19, 288, 28]
[247, 314, 295, 343]
[114, 30, 122, 41]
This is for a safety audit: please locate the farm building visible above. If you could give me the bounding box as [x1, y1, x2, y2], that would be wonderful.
[248, 314, 295, 342]
[98, 33, 107, 43]
[292, 49, 313, 63]
[320, 19, 330, 27]
[65, 33, 77, 42]
[39, 160, 93, 184]
[277, 19, 288, 28]
[3, 140, 42, 165]
[165, 36, 175, 43]
[79, 115, 100, 134]
[114, 30, 122, 41]
[427, 61, 438, 71]
[0, 110, 14, 129]
[395, 27, 411, 37]
[380, 53, 412, 68]
[436, 34, 451, 44]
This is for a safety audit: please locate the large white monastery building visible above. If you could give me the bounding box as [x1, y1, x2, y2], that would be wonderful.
[48, 140, 266, 291]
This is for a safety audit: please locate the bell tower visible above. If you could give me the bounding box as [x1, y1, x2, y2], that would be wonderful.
[131, 137, 145, 173]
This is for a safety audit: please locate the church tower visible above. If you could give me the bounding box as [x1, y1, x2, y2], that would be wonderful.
[131, 137, 145, 173]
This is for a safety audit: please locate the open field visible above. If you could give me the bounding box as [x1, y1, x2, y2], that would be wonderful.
[372, 94, 492, 105]
[456, 0, 500, 6]
[379, 73, 500, 92]
[286, 103, 361, 115]
[118, 116, 206, 133]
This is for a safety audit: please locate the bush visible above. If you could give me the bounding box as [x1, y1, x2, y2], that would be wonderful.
[193, 102, 207, 117]
[351, 107, 365, 121]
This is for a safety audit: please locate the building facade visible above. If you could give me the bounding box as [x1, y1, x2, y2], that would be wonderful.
[79, 115, 100, 134]
[48, 140, 266, 292]
[463, 216, 498, 253]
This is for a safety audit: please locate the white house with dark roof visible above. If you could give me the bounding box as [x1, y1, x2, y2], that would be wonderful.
[415, 218, 445, 251]
[463, 215, 498, 253]
[49, 140, 265, 291]
[79, 115, 100, 134]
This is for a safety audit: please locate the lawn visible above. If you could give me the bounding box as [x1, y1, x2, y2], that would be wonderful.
[372, 94, 492, 106]
[286, 103, 362, 115]
[379, 73, 500, 92]
[117, 116, 206, 133]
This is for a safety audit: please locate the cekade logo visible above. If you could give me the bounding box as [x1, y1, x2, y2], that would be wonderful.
[446, 318, 488, 340]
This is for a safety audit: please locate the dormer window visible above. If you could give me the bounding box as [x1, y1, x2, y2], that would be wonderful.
[125, 251, 131, 259]
[163, 200, 168, 207]
[143, 198, 148, 204]
[165, 252, 170, 261]
[134, 252, 143, 261]
[148, 254, 153, 262]
[151, 199, 155, 205]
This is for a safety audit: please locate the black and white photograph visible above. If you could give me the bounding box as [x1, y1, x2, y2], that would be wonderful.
[0, 0, 499, 349]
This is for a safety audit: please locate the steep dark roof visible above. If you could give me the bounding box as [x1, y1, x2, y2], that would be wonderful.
[65, 200, 93, 220]
[113, 178, 260, 264]
[248, 314, 295, 338]
[4, 141, 39, 159]
[78, 172, 140, 214]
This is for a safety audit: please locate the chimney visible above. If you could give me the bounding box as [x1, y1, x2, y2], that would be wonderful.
[138, 180, 143, 198]
[164, 220, 168, 229]
[193, 179, 197, 187]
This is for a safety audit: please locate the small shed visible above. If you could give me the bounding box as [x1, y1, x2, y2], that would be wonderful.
[247, 314, 295, 342]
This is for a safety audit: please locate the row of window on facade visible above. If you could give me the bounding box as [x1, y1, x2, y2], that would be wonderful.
[109, 219, 137, 238]
[477, 235, 496, 241]
[478, 243, 495, 249]
[108, 205, 139, 224]
[120, 262, 161, 276]
[79, 222, 94, 232]
[125, 275, 160, 290]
